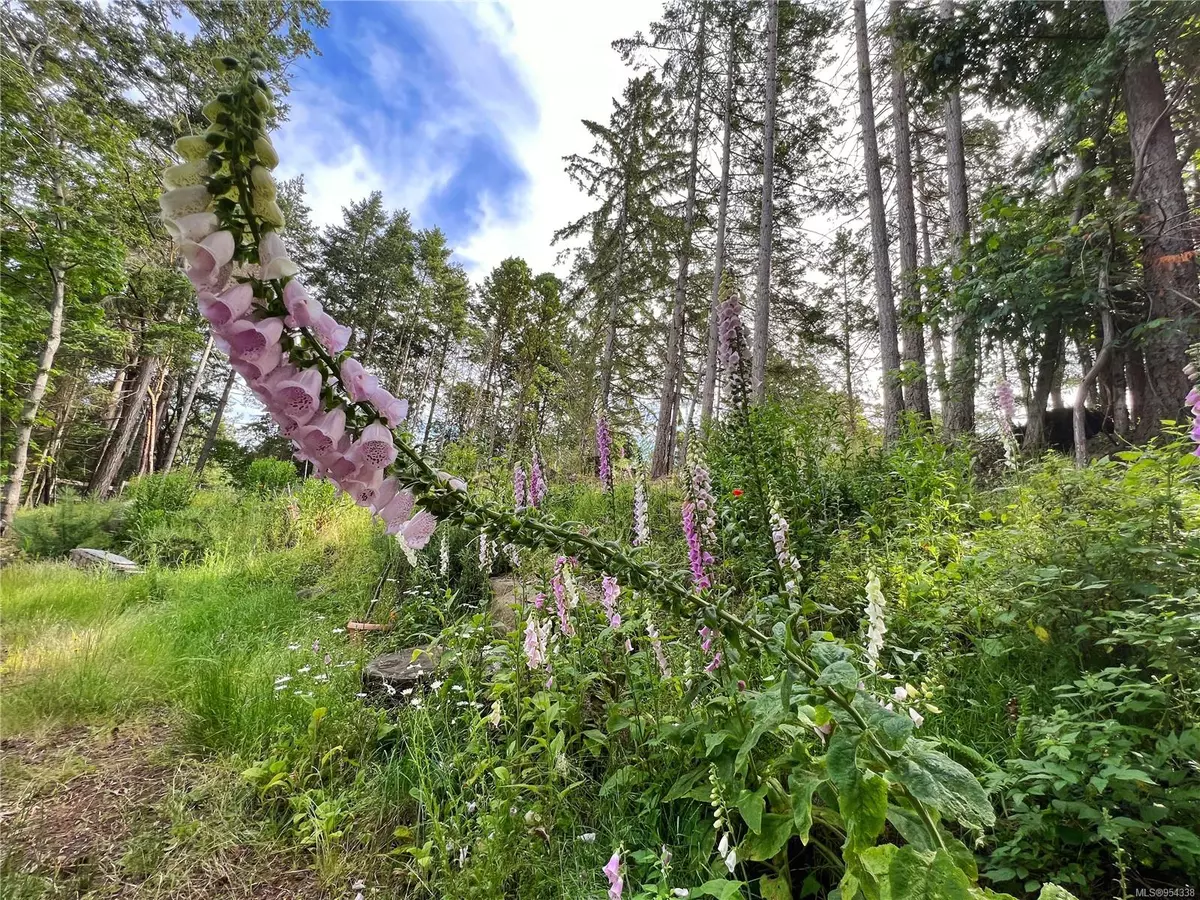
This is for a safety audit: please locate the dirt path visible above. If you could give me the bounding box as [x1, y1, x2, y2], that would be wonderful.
[0, 723, 323, 899]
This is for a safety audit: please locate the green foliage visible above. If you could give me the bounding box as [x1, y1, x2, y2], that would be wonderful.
[11, 490, 120, 558]
[243, 458, 298, 494]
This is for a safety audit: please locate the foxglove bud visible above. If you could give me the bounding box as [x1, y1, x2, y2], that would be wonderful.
[254, 136, 279, 169]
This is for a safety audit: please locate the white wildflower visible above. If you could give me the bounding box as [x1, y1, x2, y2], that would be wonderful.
[864, 570, 887, 670]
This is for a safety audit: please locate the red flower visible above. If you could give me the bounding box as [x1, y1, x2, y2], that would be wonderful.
[732, 489, 744, 497]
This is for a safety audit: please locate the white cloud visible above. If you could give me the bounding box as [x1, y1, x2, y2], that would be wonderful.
[453, 1, 655, 278]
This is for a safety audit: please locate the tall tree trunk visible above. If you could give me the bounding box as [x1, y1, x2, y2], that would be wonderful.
[1021, 318, 1063, 452]
[98, 360, 129, 464]
[163, 333, 214, 473]
[1049, 340, 1066, 410]
[854, 0, 904, 442]
[841, 255, 857, 436]
[1075, 237, 1116, 467]
[701, 14, 736, 429]
[1, 265, 66, 533]
[653, 8, 707, 477]
[598, 214, 628, 412]
[90, 355, 161, 496]
[891, 0, 930, 421]
[751, 0, 779, 403]
[195, 368, 236, 476]
[915, 134, 949, 411]
[141, 366, 171, 476]
[941, 0, 976, 438]
[1105, 0, 1198, 437]
[25, 375, 78, 508]
[422, 332, 451, 451]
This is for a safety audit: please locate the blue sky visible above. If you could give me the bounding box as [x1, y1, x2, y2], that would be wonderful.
[273, 1, 654, 277]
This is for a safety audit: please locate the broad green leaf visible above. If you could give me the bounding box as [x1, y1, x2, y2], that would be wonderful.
[736, 786, 767, 834]
[1036, 886, 1081, 900]
[859, 843, 899, 879]
[811, 641, 852, 667]
[761, 874, 791, 900]
[665, 766, 707, 802]
[694, 879, 745, 899]
[816, 660, 859, 692]
[888, 847, 972, 900]
[839, 771, 888, 851]
[790, 773, 822, 844]
[868, 704, 914, 751]
[893, 740, 995, 829]
[826, 730, 861, 792]
[736, 692, 787, 772]
[744, 812, 794, 861]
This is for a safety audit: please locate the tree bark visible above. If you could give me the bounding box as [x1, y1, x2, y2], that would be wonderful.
[941, 0, 976, 438]
[1075, 240, 1116, 467]
[597, 213, 627, 412]
[162, 333, 214, 473]
[195, 368, 236, 476]
[891, 0, 930, 421]
[422, 331, 451, 451]
[25, 375, 78, 508]
[90, 355, 161, 496]
[0, 265, 66, 533]
[700, 14, 736, 429]
[854, 0, 904, 442]
[751, 0, 779, 403]
[653, 7, 707, 477]
[915, 135, 950, 412]
[1021, 318, 1063, 453]
[1105, 0, 1199, 437]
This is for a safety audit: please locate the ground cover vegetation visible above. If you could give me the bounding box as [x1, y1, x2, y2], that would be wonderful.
[2, 1, 1199, 899]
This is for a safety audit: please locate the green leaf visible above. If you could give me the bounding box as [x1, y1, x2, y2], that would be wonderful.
[816, 660, 859, 692]
[761, 874, 791, 900]
[888, 847, 972, 900]
[705, 730, 732, 755]
[893, 740, 995, 830]
[839, 770, 888, 852]
[1036, 885, 1081, 900]
[694, 879, 745, 899]
[665, 766, 707, 802]
[868, 704, 914, 751]
[744, 812, 794, 861]
[810, 641, 852, 667]
[790, 773, 822, 845]
[826, 730, 861, 792]
[736, 786, 767, 834]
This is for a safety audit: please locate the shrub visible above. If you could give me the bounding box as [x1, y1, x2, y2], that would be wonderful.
[11, 490, 121, 558]
[243, 458, 298, 494]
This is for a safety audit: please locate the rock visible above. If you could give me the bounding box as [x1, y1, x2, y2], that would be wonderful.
[69, 548, 142, 575]
[363, 646, 438, 695]
[488, 575, 519, 633]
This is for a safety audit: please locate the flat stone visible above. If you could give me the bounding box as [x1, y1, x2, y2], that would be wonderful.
[363, 646, 438, 694]
[488, 575, 519, 632]
[69, 548, 142, 574]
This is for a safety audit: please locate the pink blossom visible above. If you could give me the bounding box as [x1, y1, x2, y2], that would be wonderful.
[259, 231, 299, 281]
[704, 652, 722, 674]
[221, 317, 284, 361]
[600, 575, 621, 629]
[603, 850, 623, 900]
[339, 358, 377, 402]
[229, 344, 283, 381]
[366, 384, 408, 427]
[312, 312, 352, 354]
[399, 509, 438, 549]
[180, 230, 235, 289]
[165, 212, 219, 244]
[268, 366, 323, 424]
[352, 421, 398, 470]
[340, 468, 383, 506]
[529, 452, 547, 506]
[380, 491, 417, 533]
[197, 283, 255, 327]
[293, 407, 347, 458]
[283, 280, 322, 329]
[524, 616, 551, 669]
[513, 464, 527, 511]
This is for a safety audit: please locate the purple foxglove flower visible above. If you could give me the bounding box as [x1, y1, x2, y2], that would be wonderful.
[681, 502, 710, 592]
[704, 652, 722, 674]
[166, 211, 219, 244]
[340, 468, 384, 507]
[339, 358, 378, 404]
[259, 232, 299, 281]
[366, 384, 409, 427]
[312, 312, 352, 354]
[381, 491, 417, 534]
[352, 421, 398, 470]
[632, 474, 649, 546]
[603, 851, 623, 900]
[596, 416, 612, 489]
[513, 464, 527, 511]
[399, 509, 438, 549]
[294, 407, 347, 459]
[269, 366, 323, 424]
[996, 379, 1015, 423]
[181, 230, 236, 289]
[530, 452, 547, 506]
[230, 343, 283, 382]
[198, 283, 255, 328]
[220, 317, 284, 362]
[601, 575, 621, 629]
[690, 465, 716, 546]
[283, 280, 323, 329]
[699, 626, 713, 653]
[717, 286, 749, 413]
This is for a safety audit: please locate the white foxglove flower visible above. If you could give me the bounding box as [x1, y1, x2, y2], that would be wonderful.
[864, 571, 887, 670]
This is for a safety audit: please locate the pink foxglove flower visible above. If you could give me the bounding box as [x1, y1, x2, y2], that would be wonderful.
[181, 230, 236, 289]
[229, 343, 283, 381]
[632, 473, 649, 546]
[259, 232, 299, 281]
[283, 280, 322, 329]
[1188, 382, 1200, 456]
[996, 379, 1015, 424]
[596, 416, 612, 489]
[681, 502, 711, 592]
[366, 384, 408, 427]
[198, 283, 255, 327]
[399, 509, 438, 549]
[166, 211, 219, 244]
[294, 407, 347, 458]
[704, 652, 723, 674]
[699, 626, 713, 653]
[269, 366, 323, 424]
[341, 468, 384, 507]
[339, 358, 377, 402]
[603, 851, 623, 900]
[717, 286, 749, 413]
[690, 465, 716, 546]
[221, 317, 284, 361]
[524, 616, 551, 669]
[769, 497, 801, 592]
[381, 492, 417, 534]
[312, 312, 352, 354]
[552, 558, 575, 637]
[513, 464, 527, 511]
[646, 616, 672, 678]
[352, 421, 398, 470]
[600, 575, 621, 629]
[529, 452, 547, 506]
